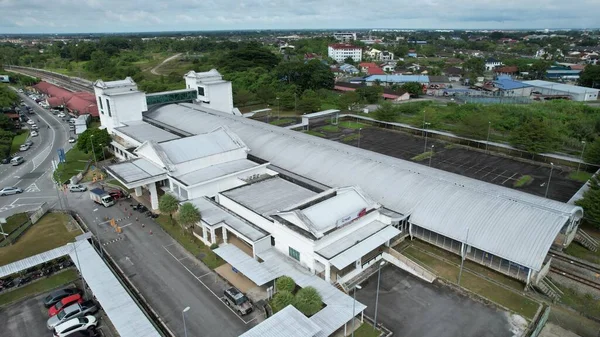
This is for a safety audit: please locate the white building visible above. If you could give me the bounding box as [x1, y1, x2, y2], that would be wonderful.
[333, 32, 357, 42]
[523, 80, 600, 101]
[184, 69, 238, 115]
[94, 77, 148, 133]
[484, 57, 503, 71]
[328, 44, 362, 63]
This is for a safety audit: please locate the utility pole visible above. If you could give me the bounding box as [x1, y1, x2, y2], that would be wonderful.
[429, 145, 434, 167]
[423, 122, 431, 153]
[577, 141, 586, 173]
[485, 121, 491, 154]
[545, 163, 554, 198]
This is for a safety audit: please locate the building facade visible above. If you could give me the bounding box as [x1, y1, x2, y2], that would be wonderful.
[328, 44, 362, 63]
[333, 32, 357, 42]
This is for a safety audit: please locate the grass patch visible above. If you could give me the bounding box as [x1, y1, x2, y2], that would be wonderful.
[402, 241, 539, 319]
[0, 212, 29, 234]
[339, 121, 365, 129]
[320, 125, 340, 132]
[555, 283, 600, 319]
[563, 242, 600, 265]
[411, 151, 433, 161]
[269, 118, 294, 126]
[341, 134, 361, 143]
[0, 213, 80, 266]
[354, 323, 380, 337]
[155, 215, 224, 269]
[52, 147, 92, 182]
[514, 175, 533, 188]
[304, 130, 326, 137]
[0, 269, 78, 307]
[444, 143, 457, 149]
[10, 130, 29, 154]
[568, 171, 593, 183]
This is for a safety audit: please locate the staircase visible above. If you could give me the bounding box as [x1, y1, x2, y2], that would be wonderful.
[334, 281, 347, 293]
[574, 230, 599, 252]
[535, 277, 563, 303]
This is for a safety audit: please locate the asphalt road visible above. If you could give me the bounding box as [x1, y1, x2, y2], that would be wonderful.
[0, 91, 71, 218]
[66, 192, 254, 337]
[0, 292, 49, 337]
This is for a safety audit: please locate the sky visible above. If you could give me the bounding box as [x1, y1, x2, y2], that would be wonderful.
[0, 0, 599, 34]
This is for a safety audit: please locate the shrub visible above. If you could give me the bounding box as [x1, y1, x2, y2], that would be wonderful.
[210, 243, 219, 250]
[275, 276, 296, 293]
[293, 286, 322, 316]
[272, 290, 294, 313]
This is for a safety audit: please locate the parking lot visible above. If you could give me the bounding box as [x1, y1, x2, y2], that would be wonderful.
[356, 267, 522, 337]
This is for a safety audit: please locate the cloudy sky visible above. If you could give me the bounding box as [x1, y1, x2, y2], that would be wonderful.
[0, 0, 599, 34]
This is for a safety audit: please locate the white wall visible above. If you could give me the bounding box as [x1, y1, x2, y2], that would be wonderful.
[328, 46, 362, 63]
[270, 221, 317, 271]
[253, 236, 272, 257]
[96, 89, 146, 133]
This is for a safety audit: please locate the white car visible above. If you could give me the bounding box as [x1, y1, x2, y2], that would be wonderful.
[27, 119, 35, 125]
[53, 315, 98, 337]
[19, 144, 30, 151]
[57, 113, 66, 117]
[68, 137, 76, 143]
[0, 187, 23, 196]
[31, 130, 39, 137]
[68, 184, 87, 192]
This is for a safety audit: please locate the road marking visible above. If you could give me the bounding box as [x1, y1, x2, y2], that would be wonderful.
[120, 223, 133, 228]
[25, 183, 40, 193]
[125, 257, 134, 266]
[502, 173, 518, 185]
[161, 245, 250, 324]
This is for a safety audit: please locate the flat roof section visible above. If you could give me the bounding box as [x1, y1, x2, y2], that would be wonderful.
[0, 244, 71, 278]
[174, 159, 258, 186]
[317, 221, 387, 259]
[106, 158, 166, 185]
[187, 197, 268, 242]
[239, 305, 321, 337]
[221, 177, 316, 217]
[301, 188, 372, 234]
[158, 128, 246, 164]
[328, 225, 400, 269]
[115, 121, 180, 144]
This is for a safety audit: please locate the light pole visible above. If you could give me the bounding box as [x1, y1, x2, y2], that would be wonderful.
[351, 284, 362, 337]
[423, 122, 431, 153]
[545, 163, 554, 198]
[429, 145, 434, 167]
[358, 128, 362, 148]
[577, 141, 586, 173]
[458, 227, 469, 286]
[276, 97, 280, 120]
[373, 261, 385, 331]
[182, 306, 190, 337]
[90, 135, 98, 169]
[485, 121, 491, 153]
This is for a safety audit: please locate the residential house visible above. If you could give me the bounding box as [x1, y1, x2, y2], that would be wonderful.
[444, 67, 463, 82]
[494, 66, 519, 77]
[407, 49, 418, 58]
[304, 53, 321, 61]
[381, 63, 396, 72]
[359, 62, 385, 75]
[380, 51, 394, 61]
[484, 57, 503, 71]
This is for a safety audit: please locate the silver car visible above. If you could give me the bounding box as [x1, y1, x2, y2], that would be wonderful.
[0, 187, 23, 196]
[69, 184, 87, 192]
[47, 301, 98, 330]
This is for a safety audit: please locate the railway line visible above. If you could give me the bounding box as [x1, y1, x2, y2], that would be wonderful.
[548, 250, 600, 292]
[6, 66, 93, 93]
[550, 266, 600, 291]
[549, 250, 600, 275]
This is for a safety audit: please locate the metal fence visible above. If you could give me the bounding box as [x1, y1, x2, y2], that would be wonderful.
[0, 203, 49, 247]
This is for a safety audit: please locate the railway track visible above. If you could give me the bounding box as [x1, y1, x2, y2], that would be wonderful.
[549, 251, 600, 275]
[550, 266, 600, 291]
[7, 66, 93, 93]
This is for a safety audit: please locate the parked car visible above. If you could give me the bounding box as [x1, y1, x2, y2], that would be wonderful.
[19, 144, 30, 151]
[44, 288, 81, 307]
[60, 330, 100, 337]
[0, 187, 23, 196]
[69, 125, 75, 131]
[1, 156, 13, 165]
[223, 287, 253, 315]
[31, 124, 39, 130]
[69, 184, 87, 193]
[31, 130, 39, 137]
[57, 113, 66, 118]
[53, 315, 98, 337]
[24, 140, 33, 146]
[108, 190, 129, 200]
[27, 119, 35, 125]
[10, 156, 24, 166]
[47, 301, 99, 330]
[48, 294, 83, 317]
[68, 137, 76, 143]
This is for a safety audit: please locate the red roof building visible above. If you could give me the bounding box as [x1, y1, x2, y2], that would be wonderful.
[47, 96, 65, 107]
[494, 66, 519, 75]
[46, 86, 73, 101]
[33, 81, 53, 94]
[65, 94, 99, 117]
[359, 62, 385, 75]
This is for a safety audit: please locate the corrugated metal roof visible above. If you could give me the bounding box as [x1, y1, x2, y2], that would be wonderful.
[69, 240, 161, 337]
[213, 244, 280, 285]
[187, 197, 268, 242]
[144, 104, 583, 271]
[159, 128, 245, 164]
[174, 159, 257, 186]
[523, 80, 600, 94]
[221, 177, 316, 216]
[317, 221, 388, 259]
[365, 74, 429, 83]
[115, 121, 180, 144]
[239, 305, 321, 337]
[328, 225, 400, 269]
[107, 158, 166, 184]
[301, 188, 373, 234]
[0, 244, 71, 278]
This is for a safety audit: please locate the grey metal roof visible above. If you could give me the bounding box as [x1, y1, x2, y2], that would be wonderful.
[328, 225, 400, 269]
[303, 109, 340, 119]
[69, 240, 161, 337]
[213, 244, 277, 285]
[239, 305, 321, 337]
[145, 104, 583, 271]
[221, 177, 316, 216]
[317, 221, 388, 259]
[174, 159, 258, 186]
[158, 127, 246, 164]
[114, 121, 180, 144]
[523, 80, 600, 94]
[187, 197, 268, 242]
[106, 158, 166, 184]
[0, 244, 71, 278]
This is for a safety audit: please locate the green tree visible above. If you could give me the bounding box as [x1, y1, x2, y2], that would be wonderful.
[401, 82, 423, 98]
[0, 113, 14, 130]
[177, 202, 201, 234]
[575, 176, 600, 229]
[530, 60, 552, 80]
[579, 65, 600, 88]
[293, 286, 322, 316]
[509, 117, 561, 153]
[275, 276, 296, 293]
[76, 128, 111, 160]
[375, 101, 397, 122]
[158, 194, 179, 225]
[233, 89, 254, 106]
[583, 139, 600, 165]
[277, 89, 297, 111]
[344, 56, 355, 65]
[456, 113, 491, 139]
[0, 86, 19, 108]
[272, 290, 294, 313]
[255, 85, 276, 104]
[462, 57, 485, 77]
[338, 91, 361, 111]
[356, 86, 383, 104]
[298, 90, 321, 113]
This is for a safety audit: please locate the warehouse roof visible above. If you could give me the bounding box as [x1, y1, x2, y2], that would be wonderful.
[106, 158, 166, 185]
[145, 104, 583, 271]
[523, 80, 600, 94]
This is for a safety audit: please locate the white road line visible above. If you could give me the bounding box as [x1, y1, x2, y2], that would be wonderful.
[197, 272, 212, 278]
[161, 245, 249, 324]
[120, 223, 133, 228]
[502, 173, 518, 185]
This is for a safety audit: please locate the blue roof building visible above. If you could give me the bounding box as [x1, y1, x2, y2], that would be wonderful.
[493, 75, 531, 90]
[365, 74, 429, 84]
[546, 69, 581, 79]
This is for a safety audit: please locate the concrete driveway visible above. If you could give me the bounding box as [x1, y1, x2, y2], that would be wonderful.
[356, 266, 516, 337]
[0, 293, 49, 337]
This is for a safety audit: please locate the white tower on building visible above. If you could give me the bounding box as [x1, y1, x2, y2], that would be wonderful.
[184, 69, 239, 115]
[93, 77, 148, 133]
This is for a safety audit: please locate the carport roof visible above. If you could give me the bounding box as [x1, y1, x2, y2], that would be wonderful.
[0, 244, 71, 278]
[174, 159, 258, 187]
[106, 158, 166, 185]
[240, 305, 321, 337]
[114, 121, 180, 144]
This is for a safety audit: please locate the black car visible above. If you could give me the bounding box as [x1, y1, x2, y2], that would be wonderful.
[1, 156, 12, 165]
[43, 288, 81, 307]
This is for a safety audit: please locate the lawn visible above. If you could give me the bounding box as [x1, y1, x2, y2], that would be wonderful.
[555, 283, 600, 319]
[514, 175, 533, 187]
[568, 171, 593, 183]
[320, 125, 340, 132]
[0, 212, 29, 234]
[269, 118, 295, 126]
[411, 151, 433, 161]
[354, 323, 380, 337]
[339, 121, 366, 129]
[0, 213, 80, 266]
[564, 242, 600, 264]
[304, 130, 326, 138]
[155, 215, 224, 269]
[402, 241, 539, 319]
[10, 130, 29, 154]
[342, 134, 360, 143]
[52, 147, 92, 182]
[0, 270, 78, 307]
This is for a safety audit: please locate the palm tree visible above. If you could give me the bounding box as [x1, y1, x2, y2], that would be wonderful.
[177, 202, 201, 235]
[158, 194, 178, 225]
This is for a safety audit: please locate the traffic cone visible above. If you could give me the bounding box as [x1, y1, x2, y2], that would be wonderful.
[149, 230, 153, 235]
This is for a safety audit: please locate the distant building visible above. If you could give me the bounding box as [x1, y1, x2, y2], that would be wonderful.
[358, 62, 385, 75]
[304, 53, 321, 61]
[364, 74, 429, 86]
[444, 67, 463, 82]
[380, 51, 394, 61]
[524, 80, 599, 101]
[494, 66, 519, 77]
[328, 44, 362, 63]
[0, 75, 9, 83]
[491, 75, 533, 96]
[484, 58, 503, 71]
[334, 82, 410, 101]
[545, 69, 581, 81]
[407, 49, 417, 58]
[333, 32, 357, 42]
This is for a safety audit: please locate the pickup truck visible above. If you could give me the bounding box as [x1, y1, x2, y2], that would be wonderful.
[89, 188, 115, 207]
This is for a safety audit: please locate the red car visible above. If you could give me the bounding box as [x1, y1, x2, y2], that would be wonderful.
[48, 294, 83, 317]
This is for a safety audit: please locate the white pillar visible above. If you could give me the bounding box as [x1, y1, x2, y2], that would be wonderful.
[355, 259, 361, 270]
[210, 228, 216, 245]
[222, 227, 228, 244]
[134, 186, 142, 197]
[202, 226, 209, 243]
[325, 263, 331, 282]
[148, 183, 158, 210]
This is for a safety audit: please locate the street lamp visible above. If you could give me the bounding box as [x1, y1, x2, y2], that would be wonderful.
[485, 121, 491, 154]
[429, 145, 434, 167]
[358, 128, 362, 148]
[423, 122, 431, 153]
[545, 163, 554, 198]
[90, 134, 98, 169]
[373, 261, 385, 331]
[577, 141, 586, 173]
[182, 306, 190, 337]
[351, 284, 362, 337]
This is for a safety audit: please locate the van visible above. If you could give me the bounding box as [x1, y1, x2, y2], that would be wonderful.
[11, 156, 24, 166]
